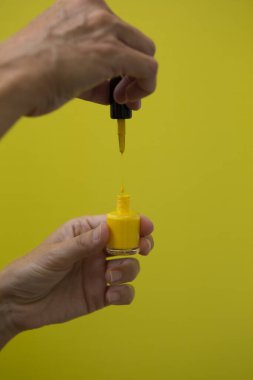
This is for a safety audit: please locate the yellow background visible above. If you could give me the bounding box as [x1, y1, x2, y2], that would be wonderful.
[1, 0, 253, 379]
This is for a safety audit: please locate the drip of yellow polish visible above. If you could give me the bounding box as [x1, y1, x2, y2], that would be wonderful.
[117, 119, 125, 154]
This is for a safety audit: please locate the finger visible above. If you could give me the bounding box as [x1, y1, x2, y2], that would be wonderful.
[116, 21, 156, 56]
[52, 222, 109, 268]
[105, 258, 140, 284]
[126, 100, 141, 110]
[113, 76, 134, 102]
[78, 81, 110, 105]
[43, 212, 152, 247]
[77, 215, 107, 230]
[79, 80, 141, 110]
[140, 215, 154, 237]
[106, 284, 135, 305]
[112, 77, 142, 110]
[125, 77, 157, 104]
[44, 214, 151, 246]
[139, 235, 154, 256]
[113, 47, 158, 104]
[42, 215, 107, 244]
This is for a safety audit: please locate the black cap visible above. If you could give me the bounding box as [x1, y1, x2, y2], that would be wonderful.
[110, 77, 132, 119]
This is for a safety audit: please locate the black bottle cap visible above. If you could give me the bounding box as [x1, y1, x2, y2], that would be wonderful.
[110, 77, 132, 119]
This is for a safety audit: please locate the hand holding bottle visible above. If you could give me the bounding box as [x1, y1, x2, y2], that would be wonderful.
[0, 214, 154, 350]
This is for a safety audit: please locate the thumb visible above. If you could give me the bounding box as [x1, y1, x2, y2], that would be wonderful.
[53, 222, 109, 268]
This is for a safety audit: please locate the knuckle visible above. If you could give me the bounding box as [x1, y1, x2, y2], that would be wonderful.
[64, 218, 82, 237]
[71, 219, 83, 237]
[98, 40, 117, 56]
[77, 231, 92, 250]
[64, 0, 87, 10]
[112, 18, 124, 32]
[90, 9, 113, 27]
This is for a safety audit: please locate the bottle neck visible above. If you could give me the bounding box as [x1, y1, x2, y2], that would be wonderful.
[116, 193, 130, 215]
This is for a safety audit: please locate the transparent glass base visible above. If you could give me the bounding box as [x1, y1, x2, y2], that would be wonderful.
[106, 247, 140, 256]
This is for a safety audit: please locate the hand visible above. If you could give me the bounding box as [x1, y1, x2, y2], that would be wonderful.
[0, 0, 157, 118]
[0, 215, 154, 340]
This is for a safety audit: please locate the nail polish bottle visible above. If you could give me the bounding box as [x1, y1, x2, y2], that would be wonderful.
[106, 189, 140, 255]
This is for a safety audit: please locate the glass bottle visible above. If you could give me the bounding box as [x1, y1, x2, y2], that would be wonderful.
[106, 190, 140, 255]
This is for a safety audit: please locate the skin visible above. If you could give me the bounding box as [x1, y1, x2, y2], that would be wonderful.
[0, 215, 154, 350]
[0, 0, 158, 137]
[0, 0, 157, 349]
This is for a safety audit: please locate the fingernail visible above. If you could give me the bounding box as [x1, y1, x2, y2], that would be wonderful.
[109, 270, 122, 283]
[108, 292, 120, 304]
[93, 224, 102, 242]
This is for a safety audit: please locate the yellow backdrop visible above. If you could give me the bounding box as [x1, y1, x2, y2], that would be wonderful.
[1, 1, 253, 379]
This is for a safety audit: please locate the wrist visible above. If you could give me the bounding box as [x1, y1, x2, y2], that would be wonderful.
[0, 42, 43, 137]
[0, 274, 18, 350]
[0, 61, 28, 137]
[0, 304, 16, 351]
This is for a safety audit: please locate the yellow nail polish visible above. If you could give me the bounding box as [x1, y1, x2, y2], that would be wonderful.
[106, 187, 140, 256]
